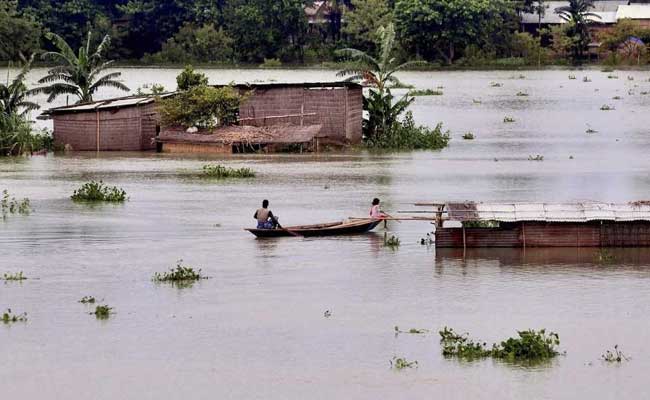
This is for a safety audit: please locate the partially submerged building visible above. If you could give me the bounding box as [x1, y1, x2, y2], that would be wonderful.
[42, 81, 363, 153]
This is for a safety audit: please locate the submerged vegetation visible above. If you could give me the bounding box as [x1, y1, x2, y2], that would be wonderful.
[439, 327, 561, 361]
[2, 272, 27, 281]
[153, 260, 208, 285]
[390, 356, 418, 370]
[528, 154, 544, 161]
[1, 190, 31, 221]
[79, 296, 96, 304]
[201, 164, 256, 179]
[93, 305, 113, 319]
[503, 116, 516, 123]
[601, 345, 629, 363]
[462, 132, 475, 140]
[395, 326, 428, 335]
[71, 181, 127, 202]
[408, 89, 443, 96]
[2, 309, 27, 323]
[384, 234, 401, 249]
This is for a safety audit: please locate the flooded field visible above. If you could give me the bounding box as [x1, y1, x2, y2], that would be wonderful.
[1, 68, 650, 399]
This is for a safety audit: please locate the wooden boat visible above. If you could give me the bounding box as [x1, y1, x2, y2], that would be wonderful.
[246, 218, 381, 238]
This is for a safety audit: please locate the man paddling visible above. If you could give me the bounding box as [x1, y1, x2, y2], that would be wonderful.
[254, 199, 280, 229]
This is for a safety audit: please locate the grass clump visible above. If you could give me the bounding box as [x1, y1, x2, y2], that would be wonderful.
[462, 132, 475, 140]
[71, 181, 127, 202]
[153, 260, 208, 284]
[601, 345, 629, 363]
[259, 58, 282, 68]
[384, 234, 400, 249]
[79, 296, 96, 304]
[365, 112, 450, 151]
[528, 154, 544, 161]
[395, 326, 428, 335]
[2, 272, 27, 281]
[390, 356, 418, 370]
[408, 89, 443, 96]
[600, 104, 615, 111]
[490, 82, 502, 87]
[2, 308, 27, 323]
[515, 91, 529, 97]
[503, 116, 515, 123]
[439, 326, 561, 362]
[607, 75, 619, 79]
[93, 305, 113, 319]
[201, 164, 255, 179]
[2, 190, 32, 221]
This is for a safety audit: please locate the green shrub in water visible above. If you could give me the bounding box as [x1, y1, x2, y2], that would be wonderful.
[79, 296, 96, 304]
[390, 356, 418, 370]
[408, 89, 443, 96]
[201, 164, 256, 178]
[1, 190, 31, 220]
[366, 112, 450, 151]
[71, 181, 127, 202]
[503, 116, 515, 123]
[384, 234, 400, 249]
[93, 305, 113, 319]
[439, 326, 561, 361]
[601, 345, 629, 363]
[462, 132, 475, 140]
[2, 308, 27, 323]
[259, 58, 282, 68]
[2, 271, 27, 281]
[153, 260, 208, 283]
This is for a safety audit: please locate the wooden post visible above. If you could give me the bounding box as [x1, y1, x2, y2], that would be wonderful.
[95, 109, 100, 153]
[462, 225, 466, 250]
[300, 104, 304, 126]
[522, 222, 526, 249]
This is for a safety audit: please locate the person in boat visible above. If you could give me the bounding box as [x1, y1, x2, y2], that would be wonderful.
[369, 198, 388, 220]
[254, 199, 279, 229]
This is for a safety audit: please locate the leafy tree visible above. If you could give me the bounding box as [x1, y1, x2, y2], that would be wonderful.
[158, 85, 242, 129]
[176, 66, 208, 91]
[394, 0, 513, 64]
[555, 0, 600, 65]
[0, 57, 39, 117]
[342, 0, 393, 53]
[0, 0, 42, 61]
[154, 23, 234, 63]
[35, 31, 129, 103]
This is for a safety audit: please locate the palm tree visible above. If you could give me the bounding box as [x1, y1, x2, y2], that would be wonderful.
[35, 31, 129, 103]
[0, 56, 39, 118]
[555, 0, 601, 64]
[336, 23, 424, 141]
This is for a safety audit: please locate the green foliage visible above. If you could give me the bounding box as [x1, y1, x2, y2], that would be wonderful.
[390, 356, 418, 369]
[503, 116, 515, 123]
[201, 164, 256, 178]
[1, 189, 31, 220]
[516, 91, 529, 97]
[462, 132, 475, 140]
[34, 31, 129, 103]
[394, 326, 428, 334]
[93, 305, 112, 319]
[597, 20, 650, 65]
[79, 296, 96, 304]
[510, 32, 549, 66]
[528, 154, 544, 161]
[152, 260, 208, 285]
[71, 181, 127, 202]
[600, 104, 614, 111]
[259, 58, 282, 68]
[555, 0, 600, 65]
[439, 326, 561, 361]
[2, 308, 27, 323]
[343, 0, 394, 53]
[384, 234, 401, 249]
[2, 271, 26, 281]
[150, 23, 234, 64]
[159, 85, 242, 129]
[602, 345, 629, 363]
[367, 111, 450, 150]
[0, 1, 42, 61]
[135, 83, 166, 96]
[408, 89, 443, 96]
[176, 66, 208, 91]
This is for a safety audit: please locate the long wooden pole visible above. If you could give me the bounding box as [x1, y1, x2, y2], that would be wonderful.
[96, 110, 100, 153]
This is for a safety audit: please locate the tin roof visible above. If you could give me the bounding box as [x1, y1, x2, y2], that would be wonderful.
[617, 4, 650, 19]
[443, 202, 650, 223]
[43, 93, 174, 116]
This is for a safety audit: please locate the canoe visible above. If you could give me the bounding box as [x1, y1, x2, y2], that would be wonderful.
[246, 218, 381, 238]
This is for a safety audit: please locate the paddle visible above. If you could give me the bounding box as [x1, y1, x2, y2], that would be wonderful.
[274, 217, 301, 237]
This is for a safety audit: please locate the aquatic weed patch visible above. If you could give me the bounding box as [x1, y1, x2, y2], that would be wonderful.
[2, 190, 31, 221]
[390, 356, 418, 370]
[462, 132, 475, 140]
[2, 272, 27, 281]
[153, 260, 209, 284]
[201, 164, 255, 179]
[439, 327, 561, 362]
[384, 235, 400, 250]
[78, 296, 96, 304]
[408, 89, 443, 96]
[528, 154, 544, 161]
[602, 345, 629, 363]
[71, 181, 127, 202]
[503, 116, 516, 123]
[92, 305, 113, 319]
[395, 326, 428, 335]
[2, 308, 27, 323]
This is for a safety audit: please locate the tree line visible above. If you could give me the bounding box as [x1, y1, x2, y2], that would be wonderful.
[2, 0, 649, 66]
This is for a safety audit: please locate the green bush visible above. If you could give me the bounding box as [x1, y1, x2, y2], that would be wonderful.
[366, 112, 450, 150]
[1, 189, 31, 221]
[158, 85, 242, 129]
[71, 181, 127, 202]
[176, 65, 208, 90]
[152, 23, 234, 64]
[408, 89, 443, 96]
[153, 260, 208, 283]
[259, 58, 282, 68]
[0, 115, 51, 156]
[201, 164, 255, 178]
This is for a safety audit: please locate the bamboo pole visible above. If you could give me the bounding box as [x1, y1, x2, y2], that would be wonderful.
[96, 110, 100, 153]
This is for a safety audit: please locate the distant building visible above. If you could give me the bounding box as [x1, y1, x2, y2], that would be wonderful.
[521, 1, 629, 32]
[617, 4, 650, 26]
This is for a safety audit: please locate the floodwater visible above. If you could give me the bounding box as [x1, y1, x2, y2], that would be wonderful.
[2, 68, 650, 399]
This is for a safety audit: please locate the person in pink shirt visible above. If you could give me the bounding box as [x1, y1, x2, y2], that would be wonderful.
[369, 198, 387, 220]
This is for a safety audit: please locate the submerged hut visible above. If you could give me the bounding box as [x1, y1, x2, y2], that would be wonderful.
[43, 82, 363, 153]
[426, 201, 650, 248]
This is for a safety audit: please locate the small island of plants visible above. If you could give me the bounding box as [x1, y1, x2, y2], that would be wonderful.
[153, 260, 209, 285]
[202, 164, 256, 179]
[71, 181, 127, 202]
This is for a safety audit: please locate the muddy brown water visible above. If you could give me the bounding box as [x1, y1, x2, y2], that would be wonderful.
[1, 68, 650, 399]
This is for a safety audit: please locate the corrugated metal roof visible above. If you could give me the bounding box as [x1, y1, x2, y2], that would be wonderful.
[617, 4, 650, 19]
[44, 93, 174, 115]
[444, 202, 650, 222]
